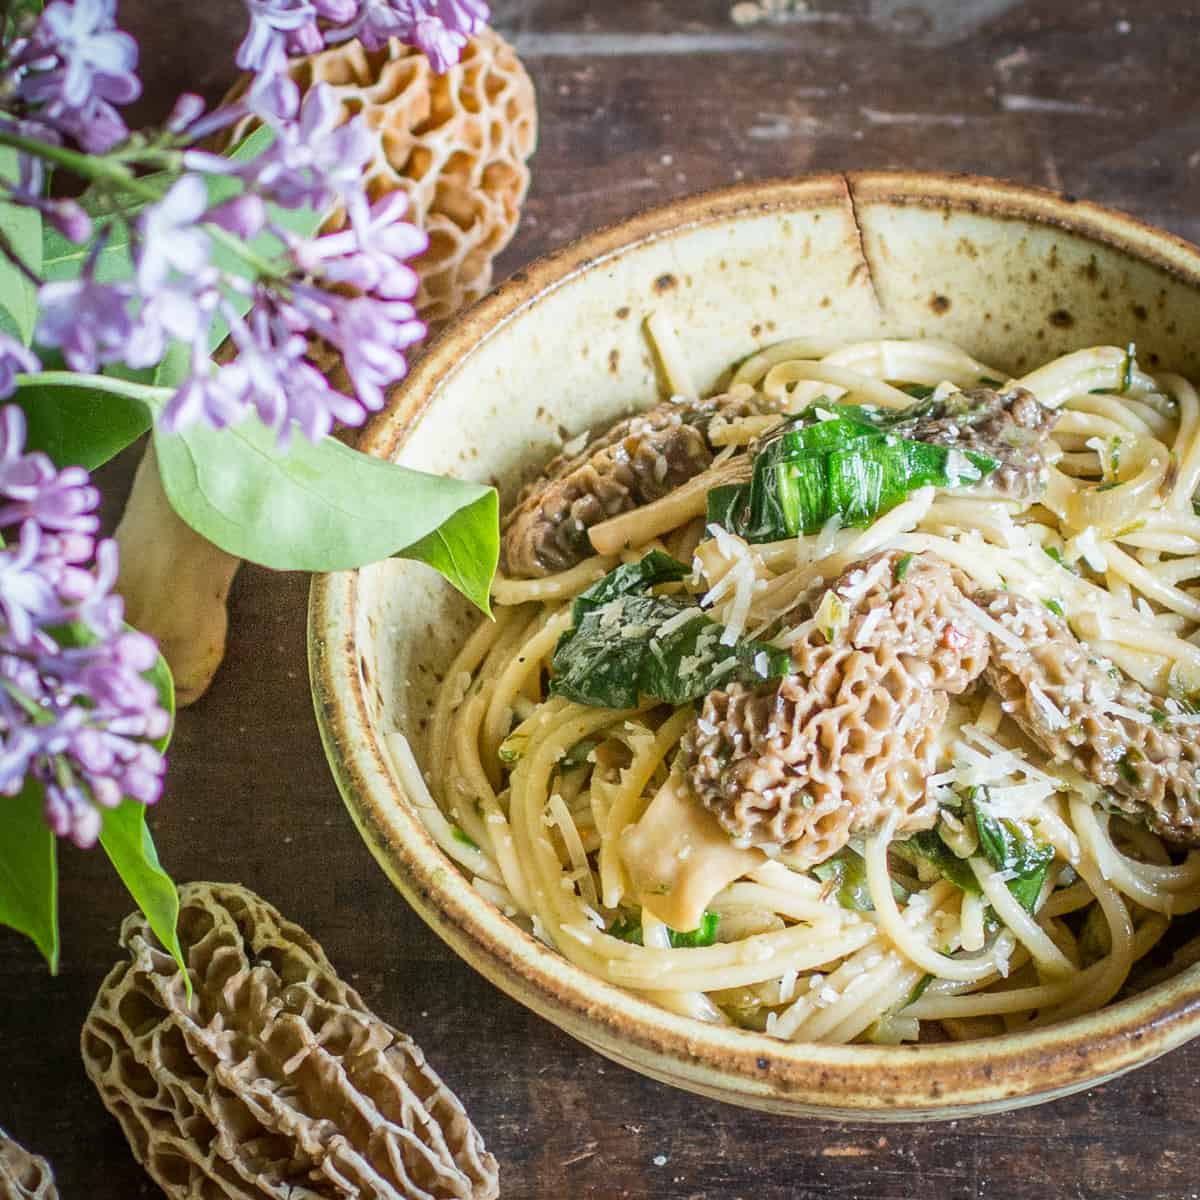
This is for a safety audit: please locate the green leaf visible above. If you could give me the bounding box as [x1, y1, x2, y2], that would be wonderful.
[605, 910, 720, 947]
[10, 371, 152, 469]
[572, 549, 689, 621]
[0, 781, 58, 971]
[98, 637, 185, 981]
[813, 847, 876, 911]
[0, 146, 43, 345]
[549, 561, 789, 709]
[153, 415, 499, 606]
[98, 802, 186, 981]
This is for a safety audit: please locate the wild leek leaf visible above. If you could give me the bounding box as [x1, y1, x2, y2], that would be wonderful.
[0, 146, 42, 346]
[813, 847, 876, 911]
[973, 803, 1054, 911]
[153, 415, 498, 612]
[572, 549, 689, 621]
[550, 554, 788, 708]
[0, 781, 58, 972]
[711, 402, 998, 543]
[607, 911, 720, 946]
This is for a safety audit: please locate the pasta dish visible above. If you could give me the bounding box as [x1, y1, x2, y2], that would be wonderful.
[402, 331, 1200, 1044]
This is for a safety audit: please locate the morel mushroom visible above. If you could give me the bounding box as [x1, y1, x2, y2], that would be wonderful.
[82, 882, 499, 1200]
[683, 552, 990, 865]
[0, 1129, 57, 1200]
[501, 392, 773, 578]
[117, 29, 538, 705]
[891, 385, 1058, 502]
[979, 590, 1200, 845]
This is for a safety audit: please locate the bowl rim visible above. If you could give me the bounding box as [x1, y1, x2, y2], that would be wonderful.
[310, 170, 1200, 1116]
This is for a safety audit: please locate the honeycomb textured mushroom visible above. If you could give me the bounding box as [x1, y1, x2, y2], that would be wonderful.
[0, 1128, 57, 1200]
[684, 552, 990, 865]
[979, 590, 1200, 845]
[81, 883, 499, 1200]
[117, 29, 538, 706]
[223, 28, 537, 326]
[501, 392, 771, 577]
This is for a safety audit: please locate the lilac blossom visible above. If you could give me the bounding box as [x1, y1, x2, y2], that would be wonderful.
[35, 271, 139, 373]
[0, 408, 167, 847]
[0, 334, 40, 400]
[11, 0, 141, 152]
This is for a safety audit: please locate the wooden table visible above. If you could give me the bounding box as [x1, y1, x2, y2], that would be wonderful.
[4, 2, 1199, 1197]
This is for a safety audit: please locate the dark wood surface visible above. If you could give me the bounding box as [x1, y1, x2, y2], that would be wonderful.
[4, 2, 1200, 1197]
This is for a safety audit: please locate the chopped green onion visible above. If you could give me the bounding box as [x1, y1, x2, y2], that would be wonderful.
[450, 825, 480, 851]
[894, 552, 915, 582]
[606, 911, 720, 947]
[1043, 598, 1066, 619]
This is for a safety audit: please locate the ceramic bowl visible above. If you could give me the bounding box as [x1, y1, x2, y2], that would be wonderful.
[309, 172, 1200, 1119]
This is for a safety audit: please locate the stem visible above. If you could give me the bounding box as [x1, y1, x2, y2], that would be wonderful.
[14, 371, 173, 410]
[206, 223, 286, 281]
[0, 129, 164, 202]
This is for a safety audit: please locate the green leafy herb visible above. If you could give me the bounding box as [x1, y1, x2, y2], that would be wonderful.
[1117, 750, 1142, 788]
[710, 402, 998, 543]
[571, 550, 689, 621]
[1043, 598, 1066, 619]
[451, 825, 480, 850]
[1120, 342, 1136, 394]
[903, 830, 980, 895]
[812, 847, 876, 911]
[550, 554, 789, 709]
[606, 911, 720, 947]
[902, 973, 934, 1009]
[973, 802, 1055, 913]
[498, 730, 528, 764]
[560, 738, 600, 769]
[894, 552, 915, 582]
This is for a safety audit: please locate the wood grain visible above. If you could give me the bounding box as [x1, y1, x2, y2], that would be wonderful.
[3, 2, 1200, 1197]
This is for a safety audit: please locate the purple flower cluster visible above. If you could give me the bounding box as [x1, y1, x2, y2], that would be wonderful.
[238, 0, 490, 75]
[0, 407, 167, 847]
[4, 0, 140, 153]
[0, 0, 480, 446]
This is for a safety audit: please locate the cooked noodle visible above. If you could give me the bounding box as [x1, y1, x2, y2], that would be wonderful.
[417, 334, 1200, 1044]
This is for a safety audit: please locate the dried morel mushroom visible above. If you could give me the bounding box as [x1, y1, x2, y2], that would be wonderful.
[223, 29, 537, 326]
[82, 882, 498, 1200]
[684, 552, 989, 865]
[0, 1129, 58, 1200]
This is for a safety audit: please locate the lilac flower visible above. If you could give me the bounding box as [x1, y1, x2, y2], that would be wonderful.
[237, 0, 319, 73]
[0, 334, 40, 401]
[36, 274, 137, 373]
[13, 0, 141, 152]
[0, 407, 167, 848]
[134, 175, 211, 292]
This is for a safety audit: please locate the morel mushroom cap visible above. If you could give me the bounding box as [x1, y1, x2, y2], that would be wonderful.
[223, 29, 537, 326]
[81, 883, 498, 1200]
[0, 1129, 57, 1200]
[684, 552, 990, 865]
[980, 590, 1200, 846]
[501, 392, 772, 577]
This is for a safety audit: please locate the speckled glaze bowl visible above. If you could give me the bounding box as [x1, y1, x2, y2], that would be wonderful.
[309, 172, 1200, 1119]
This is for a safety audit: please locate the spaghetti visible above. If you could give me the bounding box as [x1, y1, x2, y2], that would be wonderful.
[419, 335, 1200, 1044]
